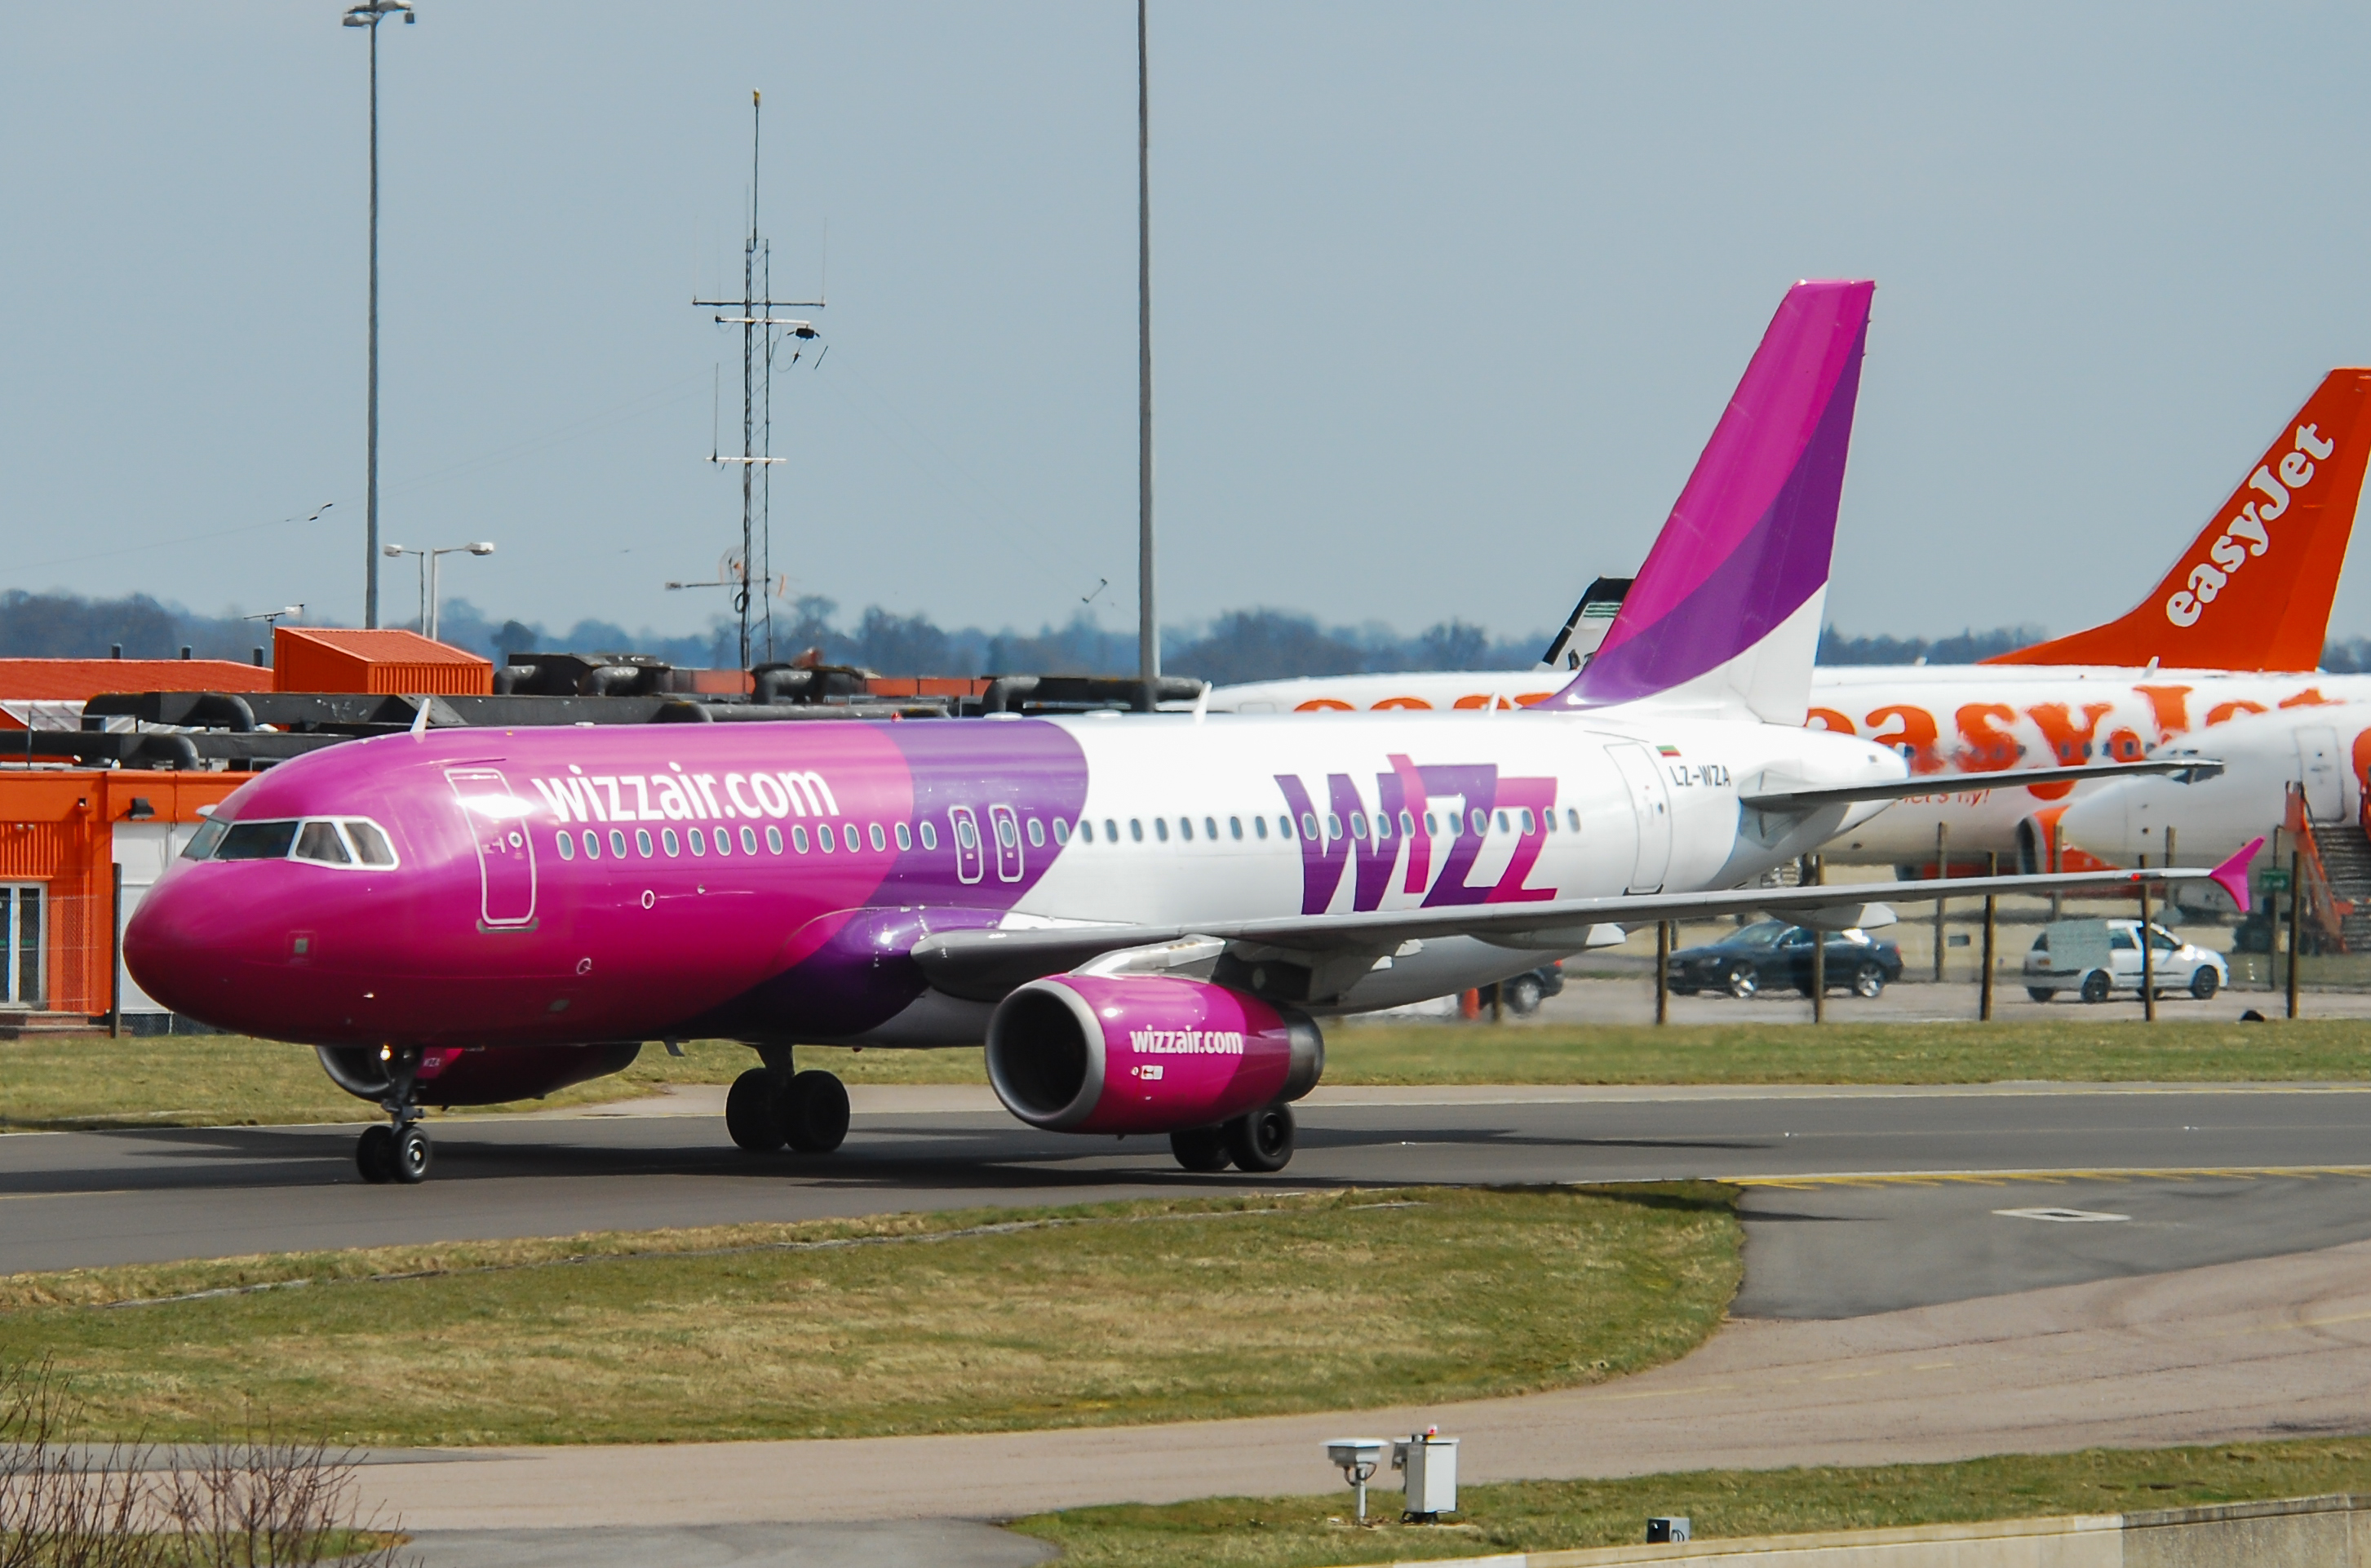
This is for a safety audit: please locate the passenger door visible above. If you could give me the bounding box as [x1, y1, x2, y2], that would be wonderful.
[947, 806, 985, 885]
[1608, 744, 1673, 893]
[446, 768, 538, 928]
[989, 804, 1024, 884]
[2297, 726, 2343, 822]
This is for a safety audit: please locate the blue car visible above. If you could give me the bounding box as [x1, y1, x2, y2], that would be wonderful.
[1666, 920, 1903, 1000]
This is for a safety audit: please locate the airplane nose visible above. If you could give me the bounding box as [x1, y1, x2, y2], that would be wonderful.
[123, 867, 279, 1029]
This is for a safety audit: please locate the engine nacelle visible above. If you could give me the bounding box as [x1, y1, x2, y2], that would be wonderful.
[985, 975, 1323, 1135]
[315, 1042, 643, 1107]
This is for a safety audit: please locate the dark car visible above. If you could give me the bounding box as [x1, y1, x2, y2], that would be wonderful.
[1666, 920, 1903, 999]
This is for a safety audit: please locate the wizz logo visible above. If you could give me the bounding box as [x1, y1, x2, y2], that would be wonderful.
[1274, 753, 1559, 916]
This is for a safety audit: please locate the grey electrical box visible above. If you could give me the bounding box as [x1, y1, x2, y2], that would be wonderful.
[1647, 1516, 1691, 1543]
[1394, 1433, 1457, 1520]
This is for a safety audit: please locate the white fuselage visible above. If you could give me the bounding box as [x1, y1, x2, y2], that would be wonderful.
[1205, 667, 2371, 865]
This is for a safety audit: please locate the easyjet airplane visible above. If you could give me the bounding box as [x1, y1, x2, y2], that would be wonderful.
[1209, 372, 2371, 871]
[122, 281, 2248, 1185]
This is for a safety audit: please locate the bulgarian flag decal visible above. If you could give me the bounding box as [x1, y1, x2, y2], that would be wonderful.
[1656, 744, 1682, 757]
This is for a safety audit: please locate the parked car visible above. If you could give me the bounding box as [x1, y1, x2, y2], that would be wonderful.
[1666, 921, 1903, 999]
[2021, 919, 2228, 1003]
[1484, 961, 1566, 1016]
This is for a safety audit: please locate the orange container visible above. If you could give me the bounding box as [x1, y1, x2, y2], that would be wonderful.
[0, 661, 273, 726]
[274, 627, 493, 695]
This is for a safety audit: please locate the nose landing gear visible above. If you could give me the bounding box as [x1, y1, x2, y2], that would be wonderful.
[726, 1049, 849, 1155]
[357, 1048, 431, 1185]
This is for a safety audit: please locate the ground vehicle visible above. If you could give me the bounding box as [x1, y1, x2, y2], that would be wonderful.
[1486, 962, 1565, 1016]
[1666, 921, 1903, 999]
[2022, 919, 2228, 1002]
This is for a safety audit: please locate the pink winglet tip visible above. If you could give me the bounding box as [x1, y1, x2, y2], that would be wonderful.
[2208, 836, 2264, 915]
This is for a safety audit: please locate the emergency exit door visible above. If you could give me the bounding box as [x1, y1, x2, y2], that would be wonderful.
[2297, 726, 2344, 822]
[1609, 745, 1673, 893]
[0, 885, 43, 1006]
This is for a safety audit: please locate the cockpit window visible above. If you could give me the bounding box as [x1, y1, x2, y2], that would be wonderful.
[215, 821, 299, 861]
[189, 817, 397, 868]
[345, 821, 396, 866]
[295, 822, 352, 865]
[182, 817, 229, 861]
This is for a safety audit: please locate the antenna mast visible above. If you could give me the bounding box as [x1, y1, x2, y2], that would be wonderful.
[694, 91, 821, 673]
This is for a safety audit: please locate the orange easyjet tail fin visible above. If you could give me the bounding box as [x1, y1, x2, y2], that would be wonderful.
[1985, 369, 2371, 671]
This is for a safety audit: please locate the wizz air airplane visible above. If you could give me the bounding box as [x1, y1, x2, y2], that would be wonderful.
[1210, 372, 2371, 872]
[123, 281, 2250, 1185]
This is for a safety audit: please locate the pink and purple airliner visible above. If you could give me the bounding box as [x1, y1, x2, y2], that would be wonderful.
[124, 281, 2254, 1184]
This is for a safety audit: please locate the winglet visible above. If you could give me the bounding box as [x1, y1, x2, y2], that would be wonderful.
[1543, 279, 1874, 724]
[1985, 370, 2371, 671]
[2207, 835, 2263, 914]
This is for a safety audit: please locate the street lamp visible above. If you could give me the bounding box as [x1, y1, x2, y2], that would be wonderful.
[343, 0, 416, 630]
[383, 542, 491, 643]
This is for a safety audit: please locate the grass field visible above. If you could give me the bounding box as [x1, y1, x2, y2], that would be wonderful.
[7, 1017, 2368, 1132]
[1011, 1437, 2371, 1566]
[0, 1185, 1739, 1447]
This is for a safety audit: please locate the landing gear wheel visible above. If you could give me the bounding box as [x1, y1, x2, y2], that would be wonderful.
[356, 1123, 397, 1185]
[782, 1070, 849, 1154]
[2027, 986, 2054, 1003]
[1504, 974, 1544, 1016]
[392, 1124, 432, 1185]
[726, 1069, 788, 1152]
[1170, 1126, 1232, 1172]
[2080, 969, 2111, 1004]
[1725, 963, 1759, 999]
[1224, 1105, 1296, 1174]
[1851, 962, 1886, 999]
[2191, 967, 2220, 1001]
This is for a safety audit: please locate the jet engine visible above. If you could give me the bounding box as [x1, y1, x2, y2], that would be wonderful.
[315, 1042, 643, 1107]
[985, 975, 1323, 1136]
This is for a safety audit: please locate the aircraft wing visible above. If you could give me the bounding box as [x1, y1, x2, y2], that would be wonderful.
[910, 839, 2262, 1003]
[1740, 757, 2221, 813]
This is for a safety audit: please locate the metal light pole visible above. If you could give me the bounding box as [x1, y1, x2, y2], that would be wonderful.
[1137, 0, 1158, 711]
[343, 0, 415, 629]
[385, 542, 491, 642]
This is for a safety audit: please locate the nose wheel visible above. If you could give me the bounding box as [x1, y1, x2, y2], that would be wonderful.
[357, 1118, 431, 1185]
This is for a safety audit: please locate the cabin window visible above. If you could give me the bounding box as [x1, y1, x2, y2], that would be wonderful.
[956, 817, 977, 850]
[583, 830, 601, 860]
[345, 821, 397, 866]
[1567, 808, 1580, 832]
[1519, 808, 1536, 834]
[1399, 811, 1415, 836]
[818, 823, 836, 854]
[1349, 813, 1368, 839]
[764, 826, 782, 854]
[1229, 816, 1243, 840]
[610, 830, 628, 858]
[1325, 814, 1343, 839]
[1423, 813, 1438, 836]
[1154, 818, 1169, 842]
[1374, 812, 1393, 839]
[1279, 815, 1295, 839]
[685, 827, 705, 857]
[294, 822, 352, 865]
[636, 829, 654, 857]
[1053, 818, 1070, 845]
[996, 816, 1018, 848]
[1177, 817, 1191, 842]
[869, 823, 888, 852]
[215, 821, 299, 861]
[1078, 820, 1093, 844]
[1301, 813, 1318, 840]
[791, 825, 810, 853]
[1027, 818, 1045, 848]
[1496, 811, 1511, 834]
[1253, 816, 1267, 839]
[844, 824, 862, 852]
[713, 827, 732, 855]
[555, 831, 575, 862]
[895, 822, 913, 851]
[1130, 818, 1145, 843]
[1204, 816, 1218, 841]
[920, 821, 938, 851]
[662, 828, 681, 857]
[740, 826, 759, 854]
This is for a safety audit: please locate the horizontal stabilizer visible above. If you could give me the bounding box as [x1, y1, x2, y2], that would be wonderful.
[1740, 756, 2224, 813]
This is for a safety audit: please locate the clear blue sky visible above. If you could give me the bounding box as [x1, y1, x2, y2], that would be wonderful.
[7, 3, 2371, 648]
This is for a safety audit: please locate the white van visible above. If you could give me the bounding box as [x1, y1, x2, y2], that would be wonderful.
[2023, 919, 2229, 1003]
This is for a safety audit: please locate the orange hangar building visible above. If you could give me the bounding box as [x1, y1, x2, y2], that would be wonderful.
[0, 630, 494, 1032]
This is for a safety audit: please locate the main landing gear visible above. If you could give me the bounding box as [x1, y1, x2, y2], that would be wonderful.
[357, 1048, 430, 1185]
[1170, 1105, 1297, 1174]
[726, 1050, 850, 1155]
